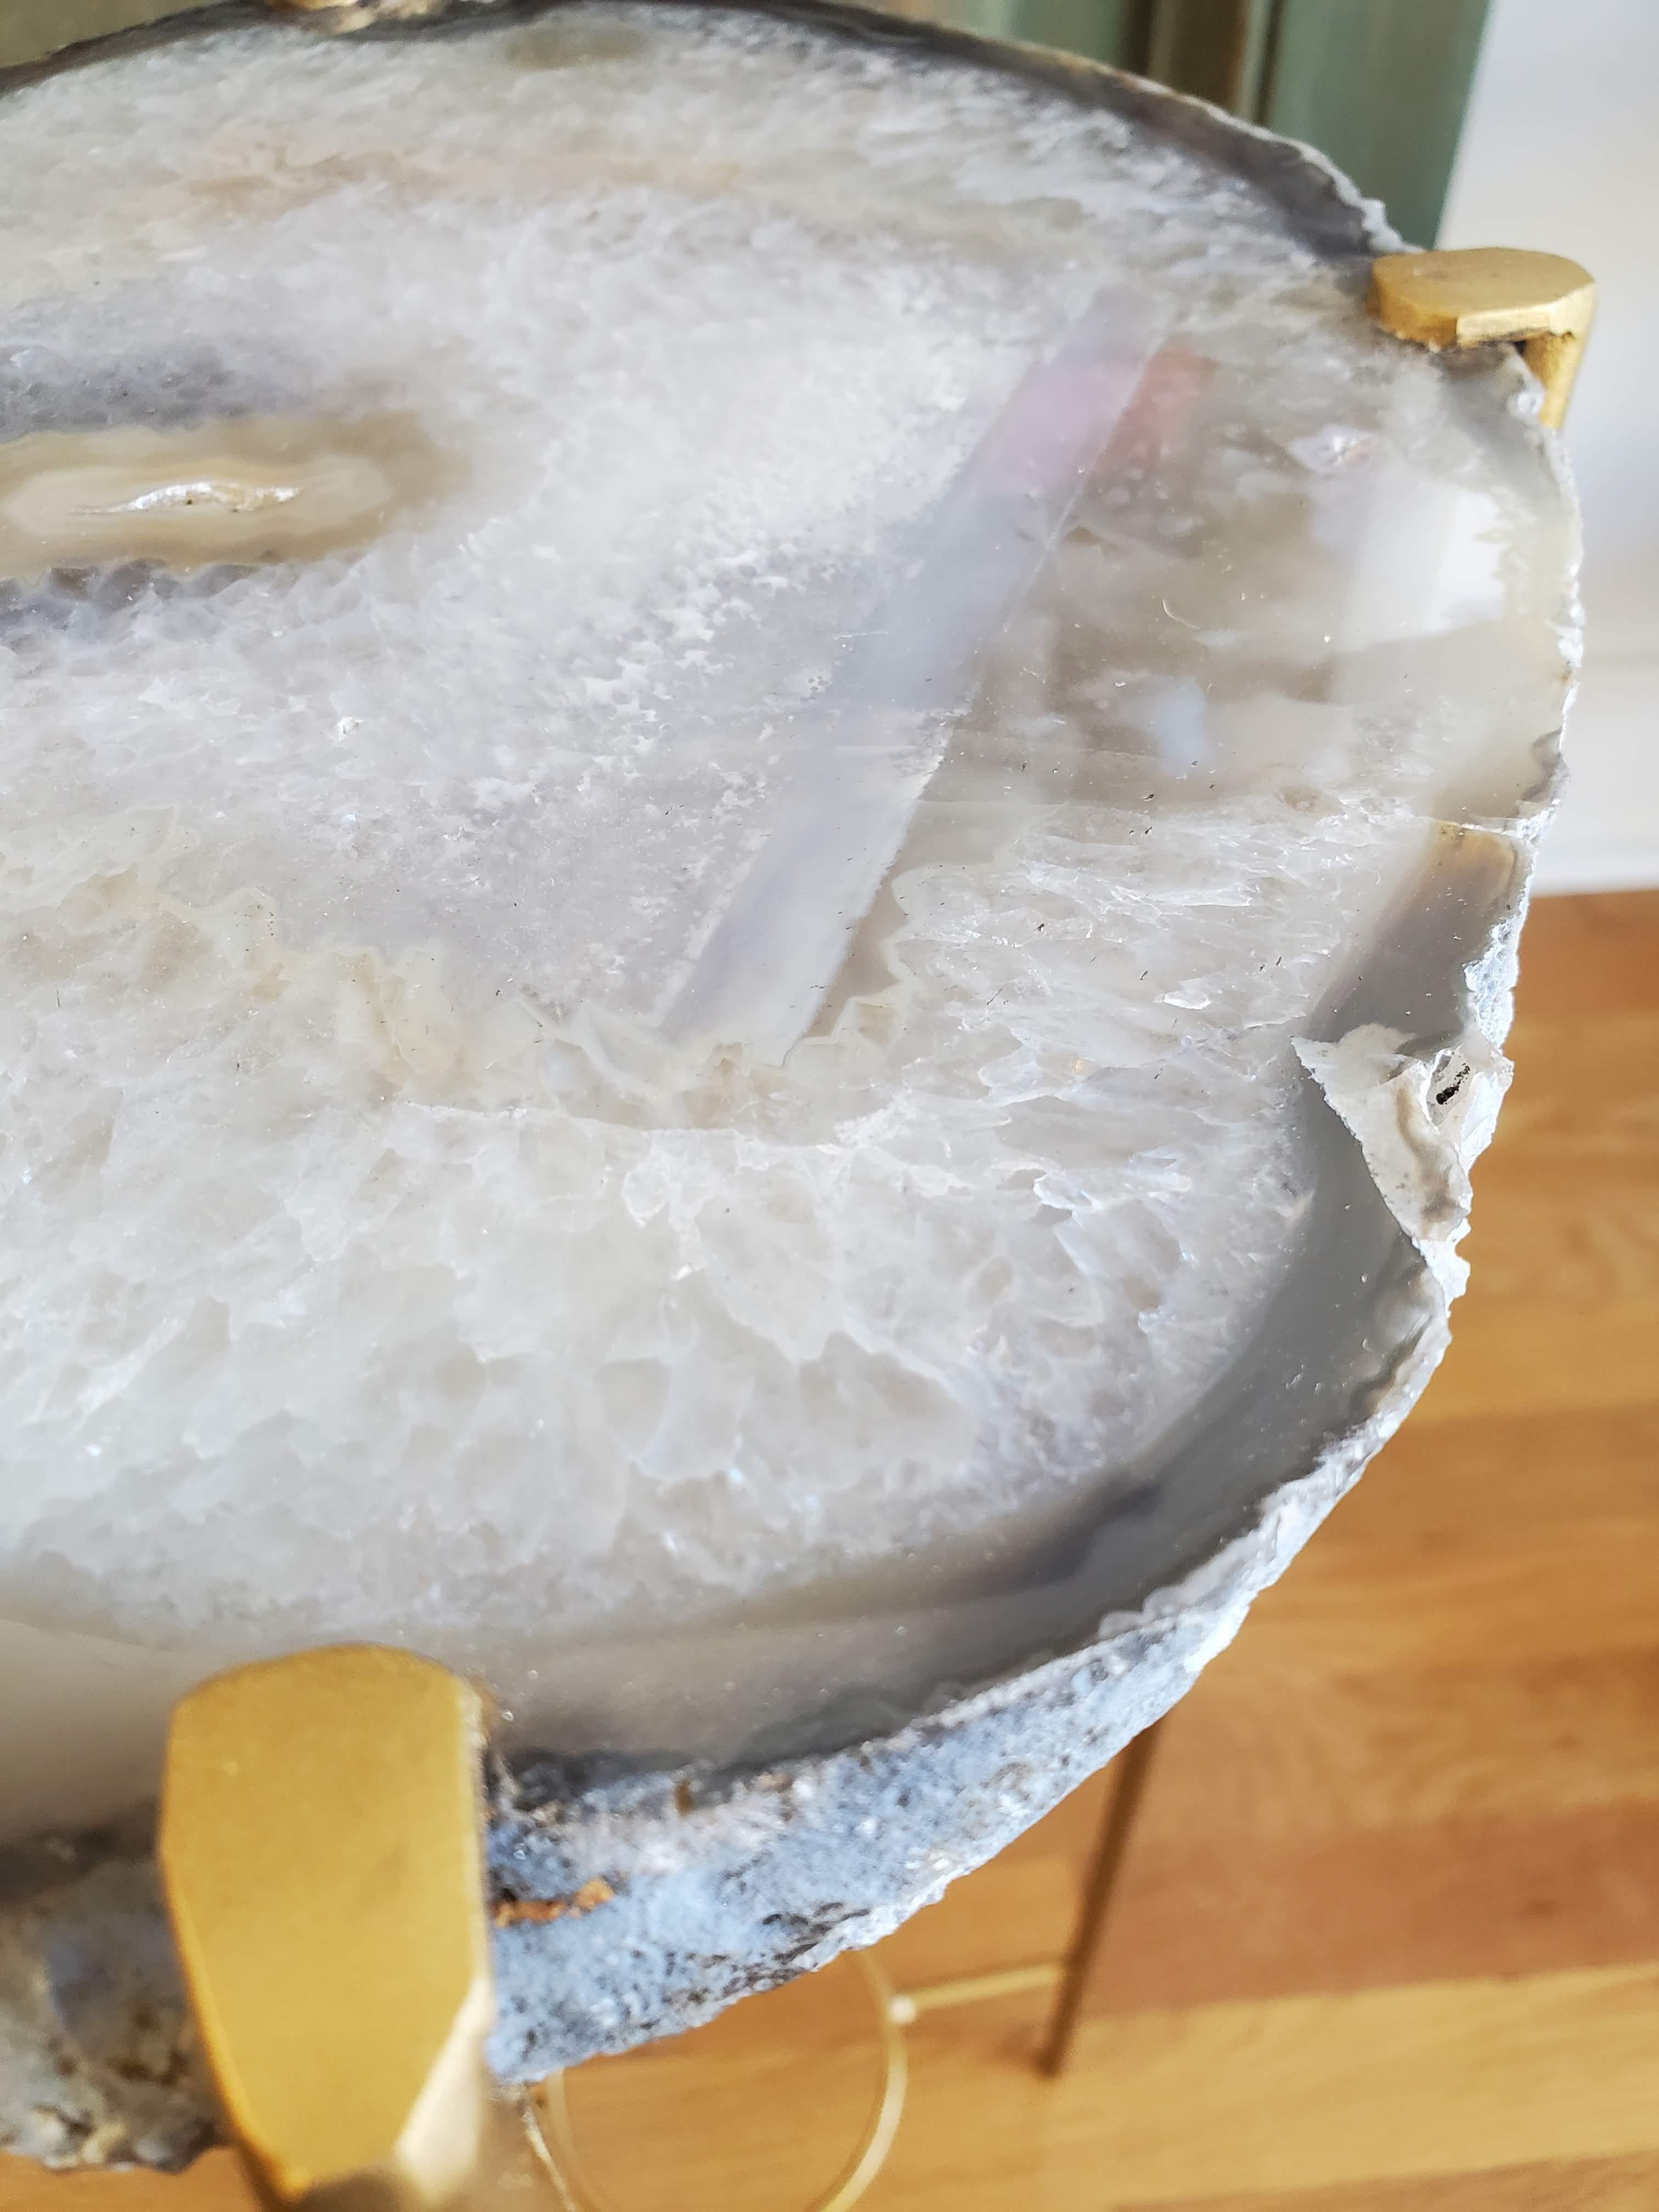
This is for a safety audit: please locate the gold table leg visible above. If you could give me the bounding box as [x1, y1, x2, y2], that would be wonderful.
[1037, 1720, 1165, 2079]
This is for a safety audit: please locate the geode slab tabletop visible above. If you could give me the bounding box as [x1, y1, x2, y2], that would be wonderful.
[0, 0, 1576, 2171]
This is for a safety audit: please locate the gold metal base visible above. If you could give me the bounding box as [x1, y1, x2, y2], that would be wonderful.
[1367, 246, 1596, 431]
[531, 1954, 908, 2212]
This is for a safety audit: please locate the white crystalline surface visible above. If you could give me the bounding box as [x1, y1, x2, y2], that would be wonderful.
[0, 6, 1562, 1707]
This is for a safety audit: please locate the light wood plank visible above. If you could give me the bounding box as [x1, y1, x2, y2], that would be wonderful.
[1414, 1304, 1659, 1424]
[870, 1967, 1659, 2208]
[1087, 1802, 1659, 2008]
[1141, 1647, 1659, 1841]
[1123, 2149, 1659, 2211]
[1222, 1517, 1659, 1677]
[1502, 892, 1659, 1020]
[0, 2150, 253, 2212]
[1327, 1404, 1659, 1542]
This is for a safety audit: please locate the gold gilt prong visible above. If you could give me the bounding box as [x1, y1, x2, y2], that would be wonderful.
[159, 1645, 558, 2212]
[1368, 246, 1596, 431]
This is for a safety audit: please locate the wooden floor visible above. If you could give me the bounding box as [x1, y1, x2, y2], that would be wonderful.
[8, 889, 1659, 2211]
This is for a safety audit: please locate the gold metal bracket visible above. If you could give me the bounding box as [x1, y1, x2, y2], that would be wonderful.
[1367, 246, 1596, 431]
[160, 1645, 560, 2211]
[160, 1645, 906, 2212]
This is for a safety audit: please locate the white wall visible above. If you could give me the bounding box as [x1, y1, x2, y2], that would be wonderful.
[1439, 0, 1659, 891]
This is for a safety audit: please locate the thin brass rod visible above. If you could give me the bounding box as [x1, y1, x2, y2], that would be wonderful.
[891, 1961, 1064, 2020]
[1039, 1719, 1165, 2079]
[530, 1953, 907, 2212]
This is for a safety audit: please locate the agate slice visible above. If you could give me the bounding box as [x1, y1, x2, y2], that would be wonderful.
[0, 0, 1575, 2166]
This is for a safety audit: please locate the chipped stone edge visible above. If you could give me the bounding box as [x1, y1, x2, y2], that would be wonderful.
[0, 0, 1579, 2170]
[477, 894, 1534, 2085]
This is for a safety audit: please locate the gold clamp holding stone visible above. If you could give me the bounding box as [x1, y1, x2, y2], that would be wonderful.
[160, 1645, 562, 2211]
[160, 1646, 907, 2212]
[1367, 246, 1596, 431]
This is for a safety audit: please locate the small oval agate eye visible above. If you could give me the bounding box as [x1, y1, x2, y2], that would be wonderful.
[0, 411, 446, 578]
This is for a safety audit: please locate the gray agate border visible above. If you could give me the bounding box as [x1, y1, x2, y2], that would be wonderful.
[0, 0, 1578, 2171]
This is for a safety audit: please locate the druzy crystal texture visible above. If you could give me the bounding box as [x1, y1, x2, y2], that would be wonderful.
[0, 3, 1575, 1799]
[0, 0, 1583, 2164]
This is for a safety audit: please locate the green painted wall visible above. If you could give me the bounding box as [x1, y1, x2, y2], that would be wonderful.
[949, 0, 1493, 246]
[1258, 0, 1494, 247]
